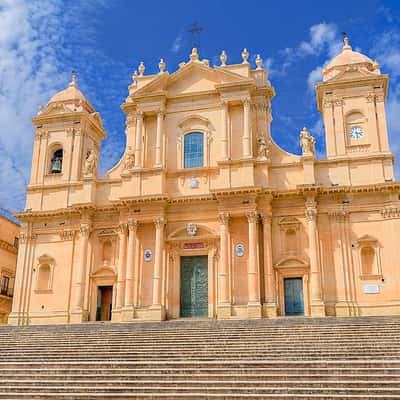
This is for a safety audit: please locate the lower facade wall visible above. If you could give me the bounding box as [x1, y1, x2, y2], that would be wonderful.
[9, 201, 400, 325]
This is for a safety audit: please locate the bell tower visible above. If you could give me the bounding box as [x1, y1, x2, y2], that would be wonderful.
[316, 36, 392, 167]
[27, 73, 106, 211]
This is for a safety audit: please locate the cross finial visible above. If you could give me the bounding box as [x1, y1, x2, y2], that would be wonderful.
[187, 22, 203, 49]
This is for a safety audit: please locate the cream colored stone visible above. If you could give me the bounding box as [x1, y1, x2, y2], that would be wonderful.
[9, 42, 400, 325]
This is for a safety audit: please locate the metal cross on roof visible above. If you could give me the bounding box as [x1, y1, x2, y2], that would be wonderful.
[187, 22, 203, 49]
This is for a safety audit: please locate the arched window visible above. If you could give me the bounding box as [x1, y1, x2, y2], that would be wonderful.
[184, 132, 204, 168]
[50, 149, 63, 174]
[361, 246, 375, 275]
[37, 264, 51, 290]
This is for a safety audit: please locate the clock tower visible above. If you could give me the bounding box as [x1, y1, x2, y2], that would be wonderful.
[316, 36, 392, 171]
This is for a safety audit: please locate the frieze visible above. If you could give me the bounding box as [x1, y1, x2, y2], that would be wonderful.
[59, 230, 75, 241]
[381, 206, 400, 219]
[0, 239, 17, 254]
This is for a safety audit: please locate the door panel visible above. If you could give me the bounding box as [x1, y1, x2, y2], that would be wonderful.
[96, 286, 113, 321]
[284, 278, 304, 316]
[180, 256, 208, 317]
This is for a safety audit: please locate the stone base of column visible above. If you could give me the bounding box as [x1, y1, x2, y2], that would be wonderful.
[7, 312, 22, 326]
[121, 305, 135, 322]
[70, 309, 89, 324]
[145, 304, 166, 321]
[216, 303, 231, 319]
[262, 302, 278, 318]
[111, 308, 122, 322]
[310, 302, 326, 317]
[247, 302, 262, 319]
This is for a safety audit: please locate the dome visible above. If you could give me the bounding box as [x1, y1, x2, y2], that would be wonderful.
[46, 72, 95, 114]
[323, 37, 379, 81]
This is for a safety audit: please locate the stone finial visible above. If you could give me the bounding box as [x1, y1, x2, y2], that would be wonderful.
[373, 60, 380, 70]
[255, 54, 263, 70]
[241, 48, 249, 64]
[342, 33, 352, 50]
[138, 61, 145, 76]
[190, 47, 199, 62]
[38, 105, 44, 115]
[220, 50, 227, 66]
[69, 70, 78, 87]
[132, 70, 138, 85]
[158, 58, 166, 74]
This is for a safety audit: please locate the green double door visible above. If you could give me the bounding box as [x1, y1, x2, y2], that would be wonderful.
[180, 256, 208, 317]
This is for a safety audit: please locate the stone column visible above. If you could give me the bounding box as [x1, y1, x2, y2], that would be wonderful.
[217, 213, 231, 318]
[261, 212, 277, 317]
[150, 217, 166, 320]
[134, 112, 143, 168]
[155, 110, 164, 167]
[113, 222, 127, 321]
[71, 223, 90, 322]
[305, 199, 325, 316]
[221, 101, 229, 160]
[247, 211, 261, 318]
[122, 219, 138, 320]
[242, 98, 251, 158]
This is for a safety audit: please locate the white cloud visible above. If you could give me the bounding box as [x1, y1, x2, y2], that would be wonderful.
[0, 0, 69, 211]
[171, 32, 184, 53]
[307, 66, 323, 92]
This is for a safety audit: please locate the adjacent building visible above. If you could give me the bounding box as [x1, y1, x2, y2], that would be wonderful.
[9, 37, 400, 325]
[0, 209, 19, 322]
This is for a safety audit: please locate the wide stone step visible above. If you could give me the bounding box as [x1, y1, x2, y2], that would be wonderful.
[2, 379, 400, 388]
[0, 385, 400, 395]
[0, 394, 399, 399]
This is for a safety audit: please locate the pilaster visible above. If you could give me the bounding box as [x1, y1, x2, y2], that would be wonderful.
[305, 198, 325, 317]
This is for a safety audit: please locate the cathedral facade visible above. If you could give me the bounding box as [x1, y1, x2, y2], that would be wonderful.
[9, 38, 400, 325]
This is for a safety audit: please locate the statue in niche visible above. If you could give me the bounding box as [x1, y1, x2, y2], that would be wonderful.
[83, 149, 98, 177]
[123, 146, 135, 171]
[256, 136, 270, 161]
[299, 127, 315, 156]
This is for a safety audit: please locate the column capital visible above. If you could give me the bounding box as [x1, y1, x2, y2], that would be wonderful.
[79, 223, 91, 238]
[242, 97, 251, 107]
[305, 205, 317, 223]
[136, 111, 144, 120]
[218, 212, 230, 225]
[246, 211, 258, 223]
[260, 212, 272, 224]
[221, 100, 229, 108]
[127, 218, 139, 232]
[157, 109, 165, 118]
[117, 222, 128, 235]
[154, 217, 166, 229]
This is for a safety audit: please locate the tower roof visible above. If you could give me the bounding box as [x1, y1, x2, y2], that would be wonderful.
[323, 36, 378, 81]
[47, 72, 95, 113]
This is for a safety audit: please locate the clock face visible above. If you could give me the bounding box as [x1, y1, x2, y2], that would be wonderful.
[349, 126, 364, 139]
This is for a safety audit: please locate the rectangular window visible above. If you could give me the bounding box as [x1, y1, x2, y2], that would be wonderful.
[184, 132, 204, 168]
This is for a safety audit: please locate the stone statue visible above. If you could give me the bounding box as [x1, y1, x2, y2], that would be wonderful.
[123, 146, 135, 171]
[299, 127, 315, 156]
[83, 149, 98, 177]
[256, 136, 270, 161]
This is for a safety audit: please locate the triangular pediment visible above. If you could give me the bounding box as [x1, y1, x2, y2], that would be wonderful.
[327, 67, 378, 83]
[132, 62, 251, 98]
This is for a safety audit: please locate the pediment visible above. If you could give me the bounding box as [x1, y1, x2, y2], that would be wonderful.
[168, 224, 217, 240]
[91, 266, 115, 277]
[326, 66, 378, 83]
[133, 62, 250, 98]
[275, 256, 309, 268]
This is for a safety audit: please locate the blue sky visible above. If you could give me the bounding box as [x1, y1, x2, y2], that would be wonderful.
[0, 0, 399, 212]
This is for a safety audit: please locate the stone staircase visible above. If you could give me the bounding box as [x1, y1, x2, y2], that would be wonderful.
[1, 316, 400, 399]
